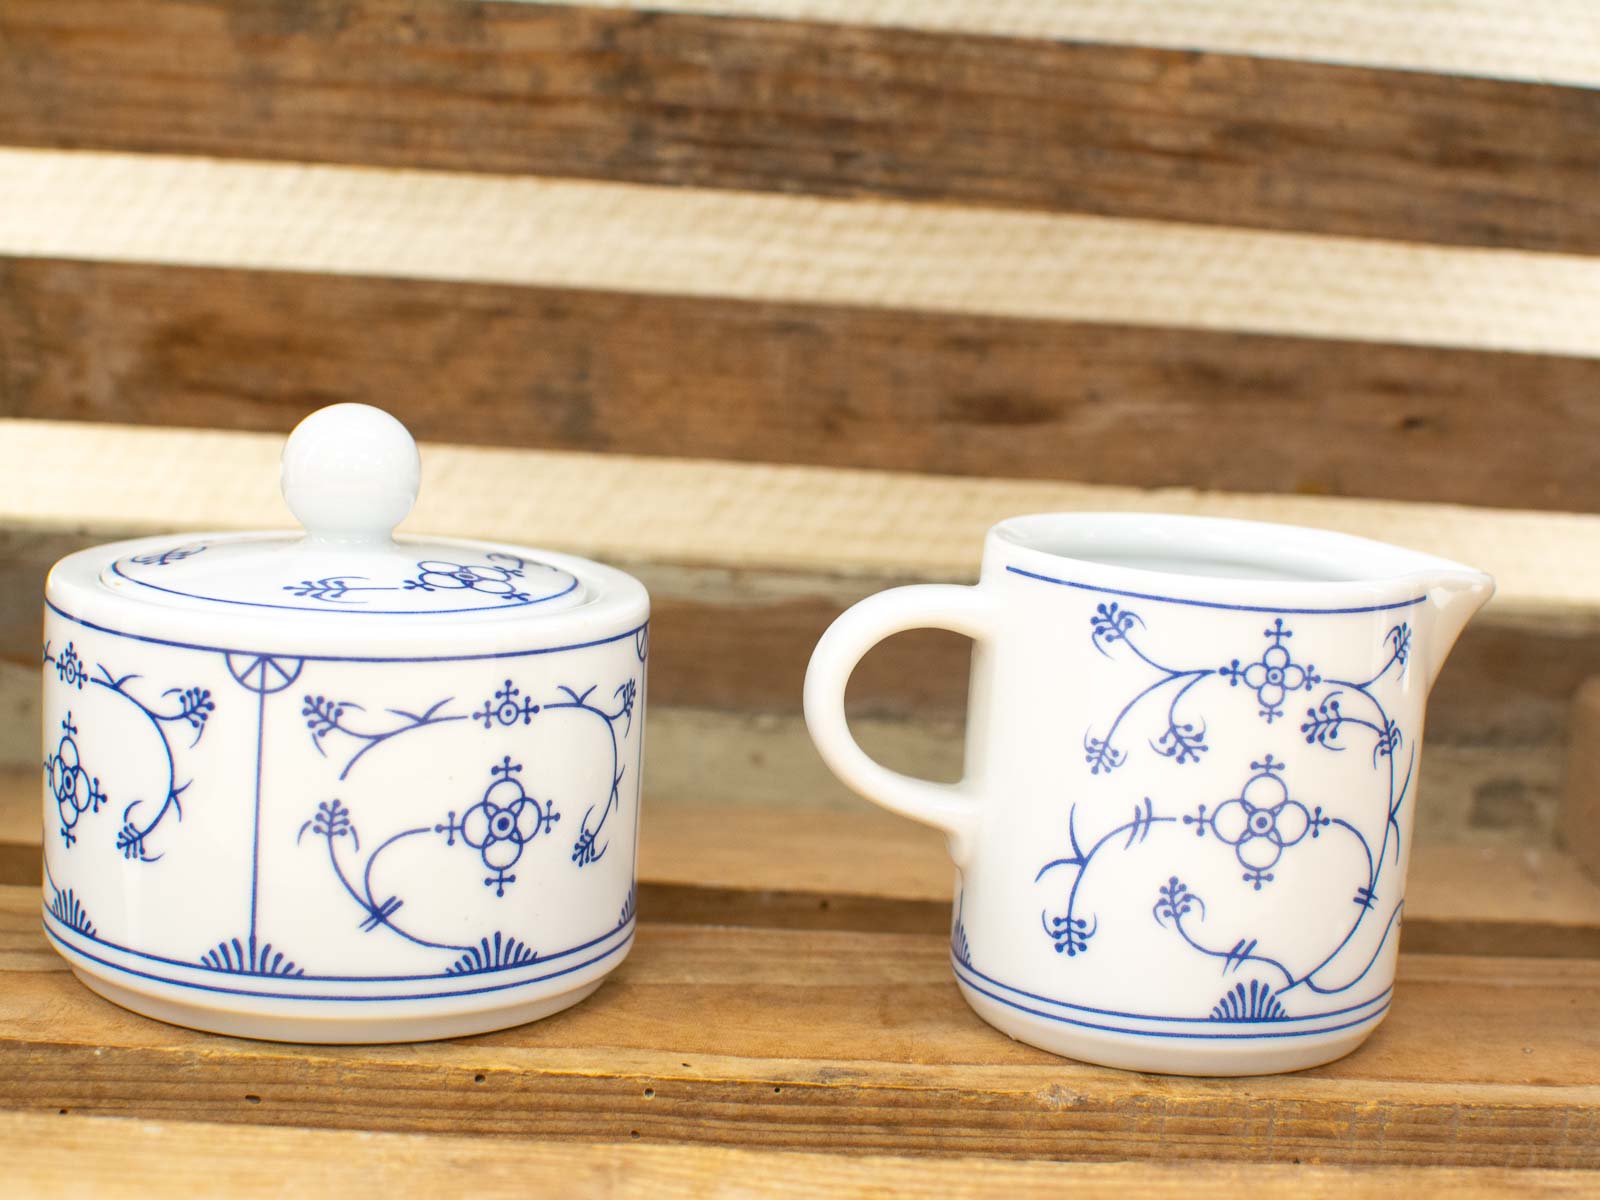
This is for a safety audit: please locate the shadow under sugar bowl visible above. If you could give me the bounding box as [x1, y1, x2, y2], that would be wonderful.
[805, 513, 1492, 1075]
[40, 404, 648, 1043]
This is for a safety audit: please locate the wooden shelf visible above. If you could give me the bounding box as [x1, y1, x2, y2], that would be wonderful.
[4, 765, 1599, 1176]
[9, 1113, 1598, 1200]
[2, 885, 1597, 1168]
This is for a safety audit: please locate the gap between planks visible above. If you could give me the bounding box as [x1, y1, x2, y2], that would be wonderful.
[5, 1111, 1599, 1199]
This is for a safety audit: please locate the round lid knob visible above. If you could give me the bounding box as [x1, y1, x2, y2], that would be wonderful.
[281, 404, 420, 542]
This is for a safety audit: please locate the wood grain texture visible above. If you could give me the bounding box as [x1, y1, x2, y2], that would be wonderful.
[7, 259, 1600, 512]
[8, 1113, 1600, 1200]
[1, 2, 1597, 254]
[1561, 678, 1600, 882]
[1, 888, 1597, 1165]
[573, 1, 1600, 89]
[6, 150, 1600, 362]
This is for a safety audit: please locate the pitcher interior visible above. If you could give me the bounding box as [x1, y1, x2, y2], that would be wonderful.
[992, 512, 1453, 587]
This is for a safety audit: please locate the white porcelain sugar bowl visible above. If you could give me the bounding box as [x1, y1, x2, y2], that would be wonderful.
[39, 404, 649, 1043]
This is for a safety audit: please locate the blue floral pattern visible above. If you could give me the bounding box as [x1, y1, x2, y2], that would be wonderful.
[1038, 606, 1415, 1021]
[41, 606, 648, 988]
[42, 643, 216, 861]
[1219, 619, 1321, 722]
[1183, 755, 1330, 890]
[294, 672, 639, 971]
[129, 543, 208, 567]
[437, 757, 562, 896]
[114, 545, 580, 615]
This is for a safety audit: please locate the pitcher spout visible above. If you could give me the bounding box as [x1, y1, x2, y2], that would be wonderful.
[1413, 566, 1495, 692]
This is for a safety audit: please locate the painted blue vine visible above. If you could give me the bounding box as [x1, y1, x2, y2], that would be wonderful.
[295, 674, 639, 974]
[41, 616, 643, 983]
[42, 641, 215, 861]
[1036, 608, 1414, 1022]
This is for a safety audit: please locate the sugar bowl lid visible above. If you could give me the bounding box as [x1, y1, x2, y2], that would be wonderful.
[49, 405, 646, 657]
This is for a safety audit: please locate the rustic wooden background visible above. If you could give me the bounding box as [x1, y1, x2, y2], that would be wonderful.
[1, 0, 1598, 1193]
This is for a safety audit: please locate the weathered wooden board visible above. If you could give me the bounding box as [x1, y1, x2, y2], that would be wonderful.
[6, 258, 1600, 511]
[1561, 678, 1600, 881]
[0, 888, 1596, 1165]
[8, 1111, 1600, 1199]
[1, 2, 1596, 253]
[9, 421, 1599, 619]
[5, 149, 1596, 366]
[570, 0, 1600, 89]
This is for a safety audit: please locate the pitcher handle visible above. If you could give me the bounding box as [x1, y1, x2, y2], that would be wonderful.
[803, 584, 995, 866]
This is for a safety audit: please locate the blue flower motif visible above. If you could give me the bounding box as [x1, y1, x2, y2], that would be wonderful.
[1387, 623, 1412, 667]
[436, 757, 560, 896]
[474, 680, 539, 728]
[1089, 602, 1142, 655]
[404, 554, 531, 603]
[1152, 876, 1205, 925]
[1189, 756, 1317, 890]
[1220, 619, 1320, 722]
[45, 641, 88, 690]
[1082, 732, 1126, 775]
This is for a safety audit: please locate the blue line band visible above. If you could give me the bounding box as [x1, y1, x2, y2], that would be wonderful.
[953, 959, 1388, 1041]
[44, 915, 634, 1003]
[955, 958, 1393, 1026]
[1005, 566, 1426, 615]
[46, 597, 646, 663]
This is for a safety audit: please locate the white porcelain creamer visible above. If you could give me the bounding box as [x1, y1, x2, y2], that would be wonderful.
[806, 513, 1492, 1075]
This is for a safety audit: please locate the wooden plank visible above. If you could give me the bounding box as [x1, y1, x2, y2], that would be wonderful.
[6, 1113, 1599, 1199]
[1561, 678, 1600, 882]
[2, 3, 1597, 254]
[1, 887, 1597, 1165]
[6, 420, 1600, 622]
[8, 259, 1600, 512]
[6, 762, 1598, 953]
[5, 153, 1598, 363]
[573, 0, 1600, 89]
[9, 1114, 1599, 1200]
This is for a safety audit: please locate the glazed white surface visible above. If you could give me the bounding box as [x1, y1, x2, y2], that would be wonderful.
[806, 513, 1491, 1075]
[39, 406, 649, 1043]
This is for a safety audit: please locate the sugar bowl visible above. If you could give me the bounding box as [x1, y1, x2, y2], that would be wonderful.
[40, 404, 648, 1042]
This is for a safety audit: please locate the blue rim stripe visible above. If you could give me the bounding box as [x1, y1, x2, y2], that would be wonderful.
[44, 918, 633, 1003]
[953, 959, 1388, 1041]
[1005, 566, 1426, 615]
[42, 903, 629, 981]
[46, 597, 645, 663]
